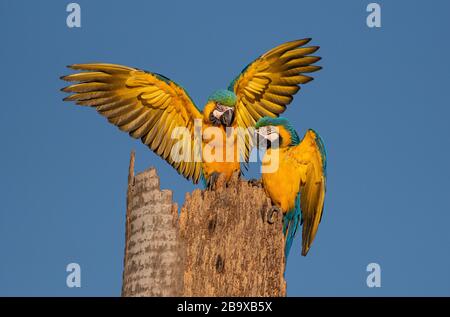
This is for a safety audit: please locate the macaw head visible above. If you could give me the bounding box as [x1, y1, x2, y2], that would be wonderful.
[254, 116, 300, 149]
[205, 89, 237, 127]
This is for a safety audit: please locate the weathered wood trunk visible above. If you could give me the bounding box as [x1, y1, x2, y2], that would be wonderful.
[121, 151, 184, 296]
[122, 152, 286, 297]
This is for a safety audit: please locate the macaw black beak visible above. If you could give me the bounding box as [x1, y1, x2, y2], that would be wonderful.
[220, 109, 234, 127]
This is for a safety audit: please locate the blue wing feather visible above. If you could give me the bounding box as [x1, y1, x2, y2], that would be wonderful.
[283, 191, 302, 259]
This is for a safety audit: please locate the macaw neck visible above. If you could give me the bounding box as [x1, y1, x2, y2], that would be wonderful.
[262, 147, 286, 174]
[264, 145, 289, 157]
[278, 125, 296, 147]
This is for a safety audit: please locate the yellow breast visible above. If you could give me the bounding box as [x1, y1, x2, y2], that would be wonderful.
[261, 147, 302, 213]
[201, 122, 240, 181]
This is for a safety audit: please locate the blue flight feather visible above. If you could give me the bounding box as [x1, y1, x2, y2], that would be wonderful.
[283, 192, 301, 260]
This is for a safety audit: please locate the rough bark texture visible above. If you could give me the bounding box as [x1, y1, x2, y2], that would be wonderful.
[122, 152, 286, 297]
[180, 173, 286, 296]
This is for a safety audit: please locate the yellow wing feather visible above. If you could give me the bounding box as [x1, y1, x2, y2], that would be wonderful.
[292, 129, 326, 256]
[230, 39, 322, 161]
[61, 63, 203, 183]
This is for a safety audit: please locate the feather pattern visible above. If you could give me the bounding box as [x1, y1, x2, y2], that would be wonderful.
[258, 117, 327, 258]
[61, 63, 203, 183]
[61, 39, 322, 187]
[283, 192, 301, 259]
[229, 38, 321, 163]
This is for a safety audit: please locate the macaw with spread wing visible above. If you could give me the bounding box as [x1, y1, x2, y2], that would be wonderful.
[255, 117, 327, 258]
[61, 39, 321, 187]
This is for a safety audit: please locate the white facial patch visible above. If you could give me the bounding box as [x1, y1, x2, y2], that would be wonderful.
[212, 109, 223, 119]
[256, 126, 268, 136]
[265, 132, 280, 143]
[256, 126, 278, 137]
[213, 104, 233, 119]
[256, 125, 280, 145]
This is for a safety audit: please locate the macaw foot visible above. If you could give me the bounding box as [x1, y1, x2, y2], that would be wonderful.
[248, 178, 262, 188]
[267, 206, 281, 224]
[207, 172, 220, 191]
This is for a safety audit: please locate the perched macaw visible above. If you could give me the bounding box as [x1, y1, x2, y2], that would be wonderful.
[255, 117, 327, 257]
[61, 39, 321, 187]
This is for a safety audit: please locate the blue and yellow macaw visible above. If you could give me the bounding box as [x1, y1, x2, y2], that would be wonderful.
[61, 39, 321, 187]
[255, 117, 327, 257]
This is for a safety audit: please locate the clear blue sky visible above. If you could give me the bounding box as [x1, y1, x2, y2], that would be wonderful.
[1, 0, 449, 296]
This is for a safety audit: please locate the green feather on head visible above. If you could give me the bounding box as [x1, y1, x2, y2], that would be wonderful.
[208, 89, 237, 107]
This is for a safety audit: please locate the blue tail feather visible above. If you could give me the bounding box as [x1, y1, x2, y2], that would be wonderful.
[283, 192, 301, 260]
[200, 170, 207, 189]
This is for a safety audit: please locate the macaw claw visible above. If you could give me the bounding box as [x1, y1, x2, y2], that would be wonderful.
[207, 172, 220, 191]
[267, 206, 281, 224]
[248, 178, 262, 188]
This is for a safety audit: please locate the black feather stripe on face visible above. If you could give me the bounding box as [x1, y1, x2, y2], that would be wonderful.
[209, 111, 221, 126]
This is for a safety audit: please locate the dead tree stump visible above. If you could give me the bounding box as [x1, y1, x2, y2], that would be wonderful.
[121, 151, 184, 296]
[122, 152, 286, 297]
